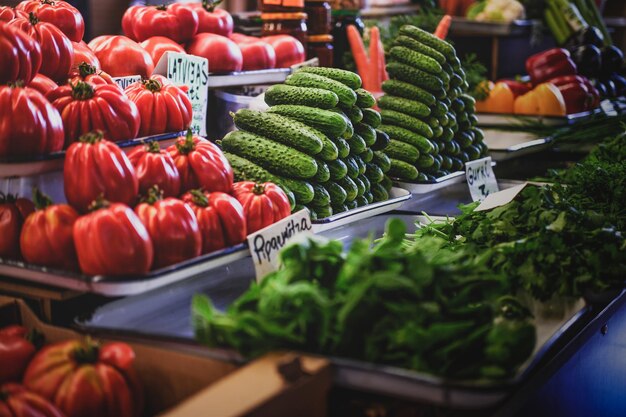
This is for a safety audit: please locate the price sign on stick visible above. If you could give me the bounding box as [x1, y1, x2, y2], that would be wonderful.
[112, 76, 141, 90]
[465, 156, 499, 202]
[154, 52, 209, 136]
[247, 210, 314, 282]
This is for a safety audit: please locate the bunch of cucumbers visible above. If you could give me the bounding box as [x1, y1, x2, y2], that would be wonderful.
[221, 67, 392, 220]
[379, 24, 488, 182]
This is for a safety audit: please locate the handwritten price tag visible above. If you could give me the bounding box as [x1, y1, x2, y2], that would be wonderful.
[465, 156, 499, 202]
[154, 52, 209, 136]
[112, 75, 141, 90]
[247, 210, 314, 281]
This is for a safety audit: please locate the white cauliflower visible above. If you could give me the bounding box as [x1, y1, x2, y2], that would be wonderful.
[475, 0, 526, 23]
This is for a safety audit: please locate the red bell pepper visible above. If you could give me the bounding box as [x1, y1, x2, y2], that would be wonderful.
[556, 82, 593, 114]
[526, 48, 578, 86]
[549, 75, 587, 87]
[495, 79, 532, 97]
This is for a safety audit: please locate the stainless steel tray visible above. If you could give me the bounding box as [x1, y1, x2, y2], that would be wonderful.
[484, 130, 553, 161]
[0, 131, 184, 178]
[208, 68, 290, 88]
[395, 171, 466, 195]
[311, 187, 411, 233]
[0, 243, 248, 297]
[477, 110, 597, 127]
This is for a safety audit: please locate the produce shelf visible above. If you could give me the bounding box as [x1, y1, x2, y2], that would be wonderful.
[483, 130, 553, 161]
[476, 110, 599, 127]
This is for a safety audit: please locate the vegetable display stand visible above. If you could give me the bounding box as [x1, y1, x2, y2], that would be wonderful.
[476, 109, 599, 128]
[483, 130, 553, 161]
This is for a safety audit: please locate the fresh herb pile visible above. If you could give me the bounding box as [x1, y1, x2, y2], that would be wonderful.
[194, 218, 536, 380]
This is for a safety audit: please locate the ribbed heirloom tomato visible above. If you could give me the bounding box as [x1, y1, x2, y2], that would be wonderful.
[46, 81, 140, 145]
[0, 84, 64, 156]
[64, 132, 139, 213]
[88, 35, 154, 78]
[182, 190, 246, 253]
[0, 21, 41, 84]
[23, 339, 143, 417]
[124, 75, 192, 136]
[0, 7, 27, 22]
[262, 35, 305, 68]
[187, 32, 243, 73]
[0, 326, 36, 383]
[9, 12, 73, 81]
[140, 36, 186, 66]
[231, 181, 291, 233]
[16, 0, 84, 42]
[0, 383, 64, 417]
[0, 193, 34, 259]
[27, 73, 57, 95]
[135, 187, 201, 268]
[122, 3, 198, 44]
[189, 0, 233, 37]
[71, 40, 99, 69]
[68, 62, 118, 88]
[167, 131, 234, 193]
[20, 190, 79, 270]
[127, 141, 181, 198]
[73, 201, 153, 275]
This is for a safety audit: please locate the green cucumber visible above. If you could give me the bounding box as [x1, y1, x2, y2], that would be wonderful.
[355, 123, 376, 146]
[360, 148, 373, 163]
[469, 114, 478, 126]
[384, 139, 420, 163]
[389, 158, 419, 181]
[323, 182, 347, 205]
[354, 155, 366, 175]
[381, 109, 434, 139]
[348, 133, 367, 155]
[286, 72, 357, 107]
[381, 175, 393, 191]
[328, 108, 354, 139]
[317, 133, 339, 161]
[297, 66, 362, 90]
[345, 199, 358, 210]
[312, 204, 333, 219]
[364, 192, 373, 204]
[360, 174, 370, 192]
[441, 155, 453, 171]
[460, 94, 476, 112]
[438, 112, 450, 127]
[389, 46, 444, 76]
[313, 159, 330, 182]
[428, 117, 440, 129]
[472, 127, 485, 143]
[355, 88, 376, 108]
[387, 62, 444, 93]
[451, 98, 465, 113]
[344, 156, 359, 179]
[353, 176, 365, 197]
[264, 84, 338, 109]
[466, 144, 481, 160]
[361, 108, 382, 128]
[378, 124, 434, 154]
[370, 182, 389, 202]
[268, 105, 347, 138]
[381, 80, 436, 106]
[416, 153, 435, 169]
[394, 35, 446, 65]
[311, 183, 331, 207]
[432, 101, 449, 118]
[233, 109, 323, 156]
[365, 163, 384, 183]
[328, 158, 347, 180]
[333, 137, 350, 158]
[332, 203, 348, 214]
[221, 130, 318, 179]
[399, 25, 457, 61]
[337, 176, 358, 201]
[355, 196, 368, 207]
[432, 125, 444, 139]
[457, 131, 473, 148]
[371, 129, 390, 151]
[377, 95, 431, 119]
[373, 151, 391, 173]
[342, 105, 363, 123]
[450, 73, 463, 89]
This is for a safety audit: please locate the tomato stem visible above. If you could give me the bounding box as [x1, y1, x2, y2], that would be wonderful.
[141, 185, 164, 204]
[87, 195, 110, 212]
[142, 78, 162, 93]
[175, 129, 196, 155]
[72, 338, 101, 364]
[252, 183, 266, 196]
[41, 0, 56, 5]
[70, 81, 96, 101]
[32, 188, 53, 210]
[28, 12, 38, 25]
[77, 62, 97, 78]
[145, 140, 162, 153]
[8, 80, 25, 88]
[190, 189, 209, 207]
[78, 130, 104, 144]
[0, 192, 18, 204]
[156, 4, 167, 10]
[202, 0, 222, 12]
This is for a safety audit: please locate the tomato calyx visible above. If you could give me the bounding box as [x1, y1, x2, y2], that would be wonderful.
[189, 189, 209, 207]
[201, 0, 223, 12]
[87, 195, 110, 212]
[32, 188, 53, 210]
[0, 192, 19, 204]
[175, 129, 196, 155]
[142, 78, 163, 93]
[77, 61, 97, 78]
[252, 183, 266, 196]
[70, 81, 96, 101]
[41, 0, 56, 5]
[156, 4, 168, 11]
[28, 11, 39, 25]
[8, 80, 25, 88]
[78, 130, 104, 144]
[72, 338, 101, 364]
[141, 185, 164, 204]
[145, 140, 162, 154]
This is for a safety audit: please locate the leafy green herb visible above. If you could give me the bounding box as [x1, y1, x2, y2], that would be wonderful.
[463, 53, 489, 100]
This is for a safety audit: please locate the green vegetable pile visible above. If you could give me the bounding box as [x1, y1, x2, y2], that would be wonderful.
[193, 218, 536, 380]
[379, 24, 488, 183]
[221, 67, 392, 220]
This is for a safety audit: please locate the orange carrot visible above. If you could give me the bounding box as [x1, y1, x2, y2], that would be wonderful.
[379, 38, 388, 82]
[434, 15, 452, 39]
[369, 26, 381, 92]
[347, 24, 372, 91]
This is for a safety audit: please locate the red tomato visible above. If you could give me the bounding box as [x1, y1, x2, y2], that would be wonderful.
[190, 2, 233, 37]
[72, 40, 100, 70]
[27, 73, 57, 95]
[239, 40, 276, 71]
[87, 35, 153, 78]
[16, 0, 84, 42]
[9, 12, 73, 81]
[63, 132, 138, 213]
[182, 190, 246, 253]
[23, 339, 143, 417]
[231, 181, 291, 233]
[0, 326, 36, 383]
[135, 190, 201, 268]
[262, 35, 305, 68]
[0, 383, 64, 417]
[127, 141, 181, 198]
[229, 33, 255, 44]
[140, 36, 185, 66]
[0, 7, 27, 22]
[187, 33, 242, 73]
[167, 131, 234, 193]
[0, 21, 42, 84]
[67, 61, 117, 89]
[0, 84, 64, 156]
[46, 81, 140, 146]
[20, 191, 79, 270]
[124, 75, 192, 136]
[123, 4, 198, 44]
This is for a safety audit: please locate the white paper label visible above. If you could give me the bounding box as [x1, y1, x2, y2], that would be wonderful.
[475, 183, 527, 211]
[465, 157, 499, 202]
[247, 210, 314, 281]
[112, 75, 141, 90]
[154, 52, 209, 136]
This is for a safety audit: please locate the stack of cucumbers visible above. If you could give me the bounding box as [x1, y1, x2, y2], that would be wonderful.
[379, 24, 488, 182]
[220, 67, 392, 220]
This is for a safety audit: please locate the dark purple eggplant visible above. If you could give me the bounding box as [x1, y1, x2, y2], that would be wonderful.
[601, 46, 624, 75]
[610, 73, 626, 96]
[572, 45, 602, 77]
[565, 27, 605, 51]
[595, 80, 607, 97]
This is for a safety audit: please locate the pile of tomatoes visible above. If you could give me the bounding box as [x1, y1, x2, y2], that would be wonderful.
[1, 324, 142, 417]
[1, 130, 292, 276]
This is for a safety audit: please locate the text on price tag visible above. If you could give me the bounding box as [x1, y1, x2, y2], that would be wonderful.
[465, 156, 499, 202]
[154, 52, 209, 136]
[247, 209, 314, 281]
[112, 75, 141, 90]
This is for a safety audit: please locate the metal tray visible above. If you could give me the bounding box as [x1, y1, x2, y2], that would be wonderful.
[484, 130, 553, 161]
[311, 187, 412, 233]
[0, 131, 184, 178]
[394, 171, 466, 195]
[0, 243, 248, 297]
[476, 110, 597, 127]
[208, 68, 290, 88]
